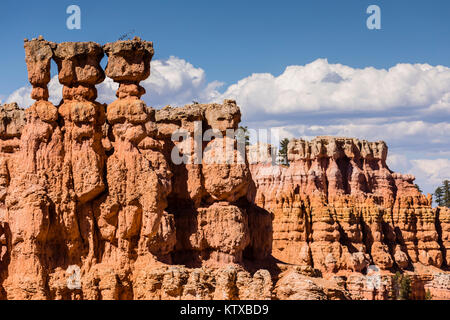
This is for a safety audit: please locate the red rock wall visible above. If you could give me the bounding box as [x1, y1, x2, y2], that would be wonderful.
[248, 138, 449, 298]
[0, 37, 448, 300]
[249, 138, 447, 269]
[0, 38, 271, 300]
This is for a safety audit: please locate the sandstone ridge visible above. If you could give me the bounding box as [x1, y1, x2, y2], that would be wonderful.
[249, 137, 450, 299]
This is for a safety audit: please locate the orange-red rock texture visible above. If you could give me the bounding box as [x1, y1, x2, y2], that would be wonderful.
[248, 139, 450, 299]
[0, 37, 448, 300]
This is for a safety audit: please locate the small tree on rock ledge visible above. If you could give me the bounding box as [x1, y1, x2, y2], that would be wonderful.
[434, 180, 450, 208]
[278, 138, 290, 166]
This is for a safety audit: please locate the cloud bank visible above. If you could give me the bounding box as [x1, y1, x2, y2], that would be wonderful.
[219, 59, 450, 119]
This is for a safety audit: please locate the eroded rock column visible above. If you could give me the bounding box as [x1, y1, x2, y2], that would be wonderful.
[199, 101, 252, 264]
[99, 38, 173, 275]
[3, 38, 60, 299]
[53, 41, 106, 265]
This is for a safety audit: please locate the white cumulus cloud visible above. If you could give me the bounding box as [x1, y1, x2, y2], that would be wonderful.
[410, 159, 450, 187]
[217, 59, 450, 119]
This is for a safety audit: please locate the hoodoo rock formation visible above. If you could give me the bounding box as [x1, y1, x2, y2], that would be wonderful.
[0, 37, 448, 300]
[249, 138, 450, 299]
[0, 37, 272, 300]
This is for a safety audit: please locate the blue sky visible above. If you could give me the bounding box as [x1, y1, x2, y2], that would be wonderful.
[1, 0, 450, 196]
[2, 0, 450, 93]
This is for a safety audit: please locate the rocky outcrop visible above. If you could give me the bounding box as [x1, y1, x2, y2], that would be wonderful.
[249, 137, 449, 298]
[249, 138, 442, 270]
[23, 37, 56, 101]
[0, 37, 272, 300]
[154, 100, 271, 266]
[0, 37, 448, 300]
[274, 267, 350, 300]
[424, 272, 450, 300]
[131, 264, 273, 300]
[439, 207, 450, 267]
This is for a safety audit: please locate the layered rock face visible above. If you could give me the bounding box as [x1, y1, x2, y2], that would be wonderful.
[0, 38, 271, 300]
[155, 101, 272, 265]
[0, 37, 448, 300]
[249, 137, 449, 298]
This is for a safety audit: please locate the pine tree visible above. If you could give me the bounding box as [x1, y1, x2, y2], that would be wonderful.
[278, 138, 290, 166]
[237, 126, 250, 146]
[435, 186, 444, 207]
[391, 272, 411, 300]
[443, 180, 450, 208]
[399, 274, 411, 300]
[415, 184, 422, 193]
[390, 272, 401, 300]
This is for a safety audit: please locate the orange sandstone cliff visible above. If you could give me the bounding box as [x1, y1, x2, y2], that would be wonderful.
[0, 37, 448, 300]
[248, 139, 450, 299]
